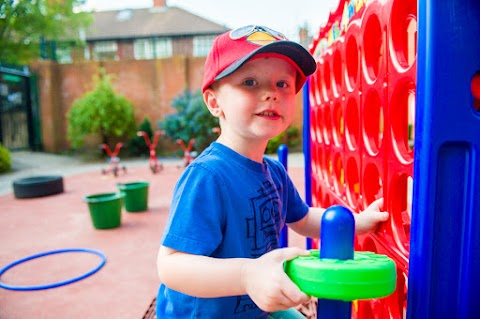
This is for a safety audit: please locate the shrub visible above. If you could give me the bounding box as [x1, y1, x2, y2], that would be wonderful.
[67, 69, 136, 149]
[127, 117, 154, 157]
[0, 144, 12, 174]
[159, 89, 219, 153]
[265, 126, 301, 154]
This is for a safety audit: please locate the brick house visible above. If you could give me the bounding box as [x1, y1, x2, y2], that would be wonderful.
[30, 0, 307, 152]
[59, 0, 229, 63]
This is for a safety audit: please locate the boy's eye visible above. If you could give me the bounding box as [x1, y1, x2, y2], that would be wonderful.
[277, 81, 289, 88]
[243, 79, 257, 86]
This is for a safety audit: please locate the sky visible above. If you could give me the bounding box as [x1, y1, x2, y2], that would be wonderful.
[82, 0, 341, 41]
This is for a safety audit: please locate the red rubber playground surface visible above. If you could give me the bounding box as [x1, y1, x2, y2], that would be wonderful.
[0, 159, 306, 319]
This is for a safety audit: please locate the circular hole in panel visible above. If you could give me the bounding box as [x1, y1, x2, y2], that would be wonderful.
[310, 142, 317, 175]
[323, 105, 332, 146]
[309, 78, 317, 109]
[362, 236, 377, 253]
[316, 184, 323, 207]
[317, 146, 325, 182]
[384, 268, 408, 319]
[345, 97, 360, 150]
[313, 145, 323, 180]
[363, 14, 383, 82]
[310, 108, 317, 144]
[314, 108, 323, 144]
[313, 144, 321, 181]
[390, 81, 416, 162]
[333, 49, 343, 97]
[324, 149, 332, 187]
[395, 271, 408, 319]
[312, 69, 323, 106]
[363, 163, 383, 206]
[345, 35, 359, 91]
[471, 71, 480, 111]
[324, 60, 332, 99]
[316, 63, 329, 103]
[390, 0, 417, 69]
[311, 143, 319, 177]
[389, 173, 412, 254]
[333, 152, 345, 195]
[358, 302, 375, 318]
[323, 193, 332, 208]
[363, 89, 384, 155]
[407, 176, 413, 222]
[345, 157, 360, 209]
[356, 238, 380, 319]
[332, 101, 344, 146]
[408, 91, 416, 150]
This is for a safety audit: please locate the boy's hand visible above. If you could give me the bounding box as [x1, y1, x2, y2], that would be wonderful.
[241, 247, 311, 312]
[355, 198, 389, 235]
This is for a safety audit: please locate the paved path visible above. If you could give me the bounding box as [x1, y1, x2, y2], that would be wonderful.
[0, 150, 308, 319]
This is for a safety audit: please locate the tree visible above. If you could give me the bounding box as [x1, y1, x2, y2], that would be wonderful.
[159, 89, 219, 153]
[67, 69, 137, 148]
[0, 0, 92, 64]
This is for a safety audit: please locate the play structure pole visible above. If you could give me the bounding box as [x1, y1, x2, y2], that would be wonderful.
[317, 205, 355, 318]
[302, 79, 314, 250]
[278, 144, 289, 248]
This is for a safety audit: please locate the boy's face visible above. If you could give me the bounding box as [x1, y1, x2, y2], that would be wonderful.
[204, 57, 297, 145]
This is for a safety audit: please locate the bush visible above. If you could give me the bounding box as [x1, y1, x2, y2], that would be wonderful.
[0, 144, 12, 174]
[127, 117, 154, 157]
[159, 89, 219, 153]
[265, 126, 301, 154]
[67, 69, 136, 149]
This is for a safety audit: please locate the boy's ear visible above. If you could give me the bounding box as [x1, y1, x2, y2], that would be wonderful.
[203, 89, 223, 118]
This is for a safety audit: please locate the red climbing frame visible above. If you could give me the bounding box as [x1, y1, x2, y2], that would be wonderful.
[308, 0, 417, 317]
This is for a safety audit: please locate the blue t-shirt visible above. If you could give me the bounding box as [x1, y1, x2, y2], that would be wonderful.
[156, 142, 309, 318]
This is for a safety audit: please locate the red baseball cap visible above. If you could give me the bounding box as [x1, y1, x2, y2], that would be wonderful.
[202, 25, 317, 93]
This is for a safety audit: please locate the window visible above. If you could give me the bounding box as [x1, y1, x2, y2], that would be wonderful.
[134, 39, 154, 60]
[154, 38, 172, 58]
[93, 41, 118, 60]
[134, 38, 172, 60]
[193, 35, 215, 57]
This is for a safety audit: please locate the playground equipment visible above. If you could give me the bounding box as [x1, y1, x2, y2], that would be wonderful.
[285, 205, 396, 318]
[84, 192, 124, 229]
[100, 143, 126, 177]
[176, 138, 197, 168]
[304, 0, 480, 317]
[137, 130, 164, 174]
[0, 248, 106, 291]
[117, 181, 150, 213]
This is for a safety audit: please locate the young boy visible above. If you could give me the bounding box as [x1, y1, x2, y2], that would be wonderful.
[156, 25, 389, 318]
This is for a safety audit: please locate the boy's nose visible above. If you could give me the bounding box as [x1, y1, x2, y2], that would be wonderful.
[262, 87, 278, 101]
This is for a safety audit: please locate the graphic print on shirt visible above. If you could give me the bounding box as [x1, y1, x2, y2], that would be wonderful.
[234, 295, 258, 314]
[246, 180, 282, 258]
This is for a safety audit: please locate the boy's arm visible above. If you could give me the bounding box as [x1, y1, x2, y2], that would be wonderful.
[288, 198, 389, 238]
[157, 245, 310, 312]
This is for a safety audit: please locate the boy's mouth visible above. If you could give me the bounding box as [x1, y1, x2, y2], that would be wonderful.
[256, 111, 281, 119]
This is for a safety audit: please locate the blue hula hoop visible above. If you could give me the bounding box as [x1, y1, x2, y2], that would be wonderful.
[0, 248, 107, 291]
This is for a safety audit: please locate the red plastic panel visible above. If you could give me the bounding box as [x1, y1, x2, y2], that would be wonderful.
[308, 0, 417, 317]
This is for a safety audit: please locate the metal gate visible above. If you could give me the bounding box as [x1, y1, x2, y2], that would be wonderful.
[0, 64, 40, 150]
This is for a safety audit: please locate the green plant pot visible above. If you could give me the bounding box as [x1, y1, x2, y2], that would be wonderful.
[84, 192, 123, 229]
[117, 181, 149, 212]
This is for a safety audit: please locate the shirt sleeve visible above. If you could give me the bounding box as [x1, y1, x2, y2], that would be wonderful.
[161, 163, 225, 256]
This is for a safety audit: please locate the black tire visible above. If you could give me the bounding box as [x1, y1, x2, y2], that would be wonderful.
[13, 176, 64, 199]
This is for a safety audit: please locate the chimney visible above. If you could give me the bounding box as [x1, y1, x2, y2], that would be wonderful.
[153, 0, 167, 7]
